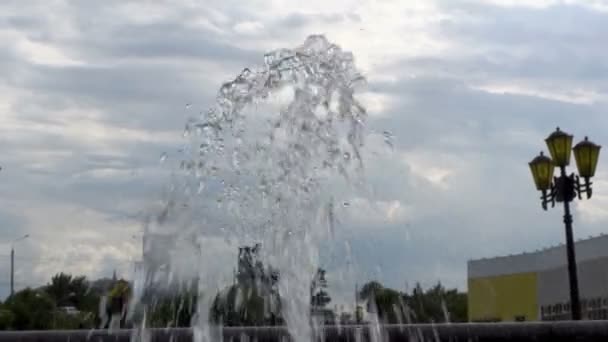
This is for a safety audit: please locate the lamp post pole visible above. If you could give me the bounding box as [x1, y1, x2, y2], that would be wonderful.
[560, 165, 581, 321]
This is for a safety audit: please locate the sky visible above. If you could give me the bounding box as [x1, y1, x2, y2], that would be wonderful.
[2, 0, 608, 301]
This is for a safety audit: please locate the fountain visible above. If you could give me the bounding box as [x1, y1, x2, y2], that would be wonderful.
[134, 35, 369, 342]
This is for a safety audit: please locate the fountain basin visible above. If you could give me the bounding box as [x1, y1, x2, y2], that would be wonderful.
[0, 321, 607, 341]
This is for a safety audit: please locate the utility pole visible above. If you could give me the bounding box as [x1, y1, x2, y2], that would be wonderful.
[354, 282, 358, 308]
[10, 248, 14, 296]
[10, 234, 29, 297]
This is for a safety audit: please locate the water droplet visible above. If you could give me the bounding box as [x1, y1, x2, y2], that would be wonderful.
[159, 153, 168, 163]
[185, 103, 192, 109]
[343, 152, 351, 161]
[342, 201, 350, 207]
[197, 181, 205, 194]
[383, 130, 394, 149]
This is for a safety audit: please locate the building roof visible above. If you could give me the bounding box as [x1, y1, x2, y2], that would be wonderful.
[468, 234, 608, 279]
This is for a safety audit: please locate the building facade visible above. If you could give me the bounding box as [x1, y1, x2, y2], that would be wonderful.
[468, 234, 608, 322]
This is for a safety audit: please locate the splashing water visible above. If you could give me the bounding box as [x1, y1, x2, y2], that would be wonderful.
[140, 35, 369, 342]
[159, 152, 168, 163]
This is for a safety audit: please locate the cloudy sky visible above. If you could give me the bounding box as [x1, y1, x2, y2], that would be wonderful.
[2, 0, 608, 300]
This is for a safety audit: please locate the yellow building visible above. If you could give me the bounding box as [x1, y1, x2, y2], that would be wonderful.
[468, 235, 608, 322]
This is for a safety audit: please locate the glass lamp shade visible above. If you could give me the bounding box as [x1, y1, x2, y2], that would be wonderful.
[545, 127, 573, 167]
[529, 151, 554, 191]
[573, 136, 601, 178]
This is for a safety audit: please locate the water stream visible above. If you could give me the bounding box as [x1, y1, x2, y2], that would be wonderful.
[135, 34, 370, 342]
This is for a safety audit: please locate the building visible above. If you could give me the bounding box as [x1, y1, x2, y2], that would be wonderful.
[468, 234, 608, 322]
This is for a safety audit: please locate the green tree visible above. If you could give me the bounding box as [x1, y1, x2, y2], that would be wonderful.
[211, 283, 279, 326]
[45, 273, 98, 312]
[358, 281, 468, 324]
[43, 272, 102, 328]
[45, 273, 73, 306]
[147, 291, 197, 328]
[5, 288, 55, 330]
[359, 281, 383, 302]
[210, 244, 282, 326]
[0, 305, 15, 330]
[359, 282, 404, 324]
[406, 282, 468, 323]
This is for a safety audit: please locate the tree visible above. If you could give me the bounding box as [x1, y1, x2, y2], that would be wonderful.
[358, 281, 468, 324]
[359, 282, 405, 324]
[0, 273, 134, 330]
[147, 289, 197, 328]
[210, 244, 282, 326]
[43, 272, 101, 328]
[359, 281, 383, 302]
[311, 268, 331, 309]
[45, 273, 96, 312]
[66, 275, 91, 309]
[45, 273, 73, 307]
[405, 282, 468, 323]
[0, 305, 14, 330]
[5, 288, 55, 330]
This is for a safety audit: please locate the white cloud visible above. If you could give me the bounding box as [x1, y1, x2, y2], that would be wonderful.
[344, 197, 410, 226]
[401, 151, 462, 190]
[0, 198, 142, 286]
[461, 0, 608, 12]
[471, 81, 604, 105]
[481, 0, 557, 8]
[16, 39, 86, 67]
[356, 91, 395, 118]
[233, 21, 264, 35]
[576, 173, 608, 223]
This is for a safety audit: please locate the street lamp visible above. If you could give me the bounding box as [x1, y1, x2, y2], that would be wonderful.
[529, 127, 601, 321]
[10, 234, 29, 297]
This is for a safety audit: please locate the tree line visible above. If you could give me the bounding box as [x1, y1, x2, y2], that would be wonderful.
[0, 245, 467, 329]
[357, 280, 467, 323]
[0, 272, 131, 330]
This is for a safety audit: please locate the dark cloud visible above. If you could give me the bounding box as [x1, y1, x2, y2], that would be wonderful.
[436, 2, 608, 84]
[369, 76, 589, 150]
[85, 22, 261, 62]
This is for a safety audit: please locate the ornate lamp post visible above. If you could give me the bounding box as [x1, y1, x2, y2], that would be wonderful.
[529, 127, 601, 320]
